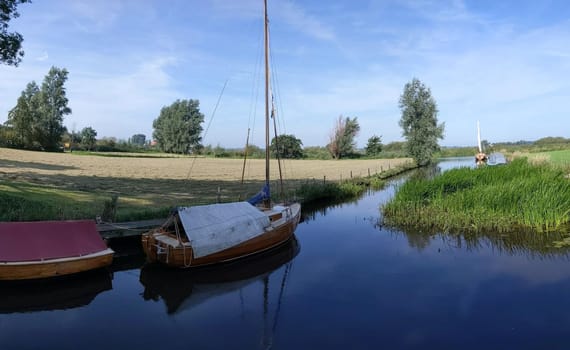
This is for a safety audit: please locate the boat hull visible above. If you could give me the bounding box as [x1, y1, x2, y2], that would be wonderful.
[142, 203, 301, 268]
[0, 249, 114, 281]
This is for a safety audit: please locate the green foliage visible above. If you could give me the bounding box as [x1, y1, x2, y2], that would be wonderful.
[80, 126, 97, 150]
[304, 146, 333, 160]
[534, 137, 570, 146]
[36, 66, 71, 151]
[271, 134, 304, 159]
[365, 135, 383, 157]
[436, 146, 476, 158]
[152, 99, 204, 154]
[327, 115, 360, 159]
[384, 158, 570, 233]
[6, 81, 40, 149]
[5, 66, 71, 151]
[130, 133, 146, 146]
[0, 0, 30, 66]
[399, 78, 444, 166]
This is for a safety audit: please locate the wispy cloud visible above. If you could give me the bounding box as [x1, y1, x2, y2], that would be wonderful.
[275, 1, 336, 41]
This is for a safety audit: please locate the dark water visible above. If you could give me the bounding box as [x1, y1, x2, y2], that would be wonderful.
[2, 158, 570, 350]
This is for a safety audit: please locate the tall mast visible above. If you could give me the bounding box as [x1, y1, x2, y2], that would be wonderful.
[264, 0, 271, 203]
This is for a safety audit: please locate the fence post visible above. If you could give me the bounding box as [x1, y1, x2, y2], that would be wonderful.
[323, 175, 326, 184]
[350, 171, 353, 178]
[368, 168, 371, 177]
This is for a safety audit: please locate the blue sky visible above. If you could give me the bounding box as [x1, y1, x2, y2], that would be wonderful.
[1, 0, 569, 148]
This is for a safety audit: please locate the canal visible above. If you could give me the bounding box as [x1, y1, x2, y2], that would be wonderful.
[1, 158, 570, 349]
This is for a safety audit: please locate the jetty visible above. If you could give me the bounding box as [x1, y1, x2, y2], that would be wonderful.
[96, 219, 163, 239]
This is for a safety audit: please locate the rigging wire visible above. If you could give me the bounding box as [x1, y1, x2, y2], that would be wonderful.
[186, 79, 228, 180]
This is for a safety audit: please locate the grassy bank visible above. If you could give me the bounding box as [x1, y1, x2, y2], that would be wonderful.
[296, 162, 417, 203]
[383, 158, 570, 233]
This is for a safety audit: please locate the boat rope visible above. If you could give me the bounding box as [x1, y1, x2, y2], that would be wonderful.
[96, 221, 151, 232]
[186, 79, 228, 180]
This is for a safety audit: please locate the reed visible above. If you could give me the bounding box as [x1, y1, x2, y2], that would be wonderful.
[383, 158, 570, 233]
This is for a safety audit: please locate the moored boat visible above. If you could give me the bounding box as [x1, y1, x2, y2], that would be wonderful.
[140, 236, 300, 314]
[141, 0, 301, 268]
[0, 220, 114, 280]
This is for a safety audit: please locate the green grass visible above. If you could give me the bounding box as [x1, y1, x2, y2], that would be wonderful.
[538, 149, 570, 167]
[383, 158, 570, 233]
[0, 180, 170, 222]
[296, 162, 417, 203]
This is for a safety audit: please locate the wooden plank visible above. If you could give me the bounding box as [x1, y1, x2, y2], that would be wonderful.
[97, 219, 164, 239]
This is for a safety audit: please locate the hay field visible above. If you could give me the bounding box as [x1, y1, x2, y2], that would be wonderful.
[0, 147, 411, 219]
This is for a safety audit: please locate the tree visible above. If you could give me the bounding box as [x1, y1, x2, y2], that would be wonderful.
[270, 134, 304, 159]
[35, 66, 71, 151]
[327, 115, 360, 159]
[131, 133, 146, 146]
[398, 78, 444, 166]
[80, 126, 97, 150]
[1, 0, 31, 66]
[152, 99, 204, 154]
[6, 81, 40, 148]
[365, 135, 383, 157]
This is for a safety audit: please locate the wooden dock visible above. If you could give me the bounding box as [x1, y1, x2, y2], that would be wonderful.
[96, 219, 164, 239]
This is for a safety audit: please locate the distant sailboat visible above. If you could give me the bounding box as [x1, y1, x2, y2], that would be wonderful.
[475, 120, 488, 165]
[141, 0, 301, 268]
[474, 121, 506, 166]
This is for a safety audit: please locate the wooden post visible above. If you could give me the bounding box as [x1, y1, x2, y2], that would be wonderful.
[368, 168, 370, 177]
[323, 175, 326, 184]
[350, 171, 353, 178]
[217, 187, 221, 203]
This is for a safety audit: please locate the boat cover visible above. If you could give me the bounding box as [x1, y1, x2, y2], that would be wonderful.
[0, 220, 109, 263]
[178, 202, 270, 258]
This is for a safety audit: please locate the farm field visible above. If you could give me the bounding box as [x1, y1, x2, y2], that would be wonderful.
[0, 147, 411, 221]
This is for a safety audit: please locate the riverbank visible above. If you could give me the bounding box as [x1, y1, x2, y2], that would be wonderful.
[0, 147, 412, 221]
[383, 158, 570, 233]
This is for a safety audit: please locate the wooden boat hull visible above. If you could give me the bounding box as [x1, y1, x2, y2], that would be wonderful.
[0, 249, 114, 281]
[142, 203, 301, 268]
[140, 236, 300, 314]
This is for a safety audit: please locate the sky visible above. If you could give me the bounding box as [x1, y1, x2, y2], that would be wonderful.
[1, 0, 569, 148]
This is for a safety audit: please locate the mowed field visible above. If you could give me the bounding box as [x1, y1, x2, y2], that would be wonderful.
[0, 148, 411, 220]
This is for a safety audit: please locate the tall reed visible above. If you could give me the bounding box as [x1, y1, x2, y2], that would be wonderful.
[383, 158, 570, 233]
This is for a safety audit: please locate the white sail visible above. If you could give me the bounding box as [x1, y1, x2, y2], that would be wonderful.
[477, 120, 482, 153]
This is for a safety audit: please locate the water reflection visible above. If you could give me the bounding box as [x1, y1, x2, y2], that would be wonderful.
[140, 236, 300, 314]
[0, 269, 113, 314]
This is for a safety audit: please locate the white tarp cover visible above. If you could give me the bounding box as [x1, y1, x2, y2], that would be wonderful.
[178, 202, 270, 258]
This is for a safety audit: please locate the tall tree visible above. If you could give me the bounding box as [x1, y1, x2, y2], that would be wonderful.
[152, 99, 204, 154]
[80, 126, 97, 151]
[131, 133, 146, 146]
[6, 81, 40, 148]
[1, 0, 31, 66]
[398, 78, 444, 166]
[36, 66, 71, 151]
[365, 135, 383, 157]
[327, 115, 360, 159]
[270, 134, 304, 159]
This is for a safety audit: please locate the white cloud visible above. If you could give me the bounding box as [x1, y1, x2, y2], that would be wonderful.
[36, 52, 49, 61]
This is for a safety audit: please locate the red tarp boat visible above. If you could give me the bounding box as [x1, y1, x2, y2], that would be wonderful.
[0, 220, 114, 280]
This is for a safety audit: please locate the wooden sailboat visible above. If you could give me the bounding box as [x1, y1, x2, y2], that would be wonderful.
[141, 0, 301, 268]
[0, 220, 114, 280]
[140, 236, 299, 314]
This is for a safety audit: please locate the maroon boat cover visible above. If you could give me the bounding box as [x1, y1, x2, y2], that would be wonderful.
[0, 220, 108, 262]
